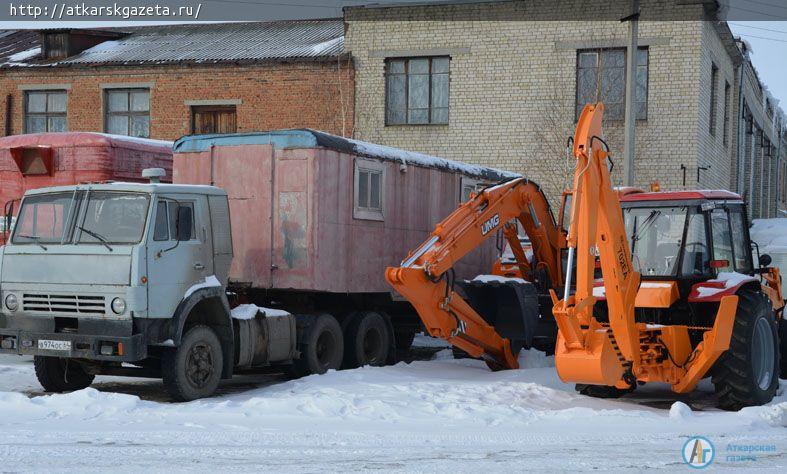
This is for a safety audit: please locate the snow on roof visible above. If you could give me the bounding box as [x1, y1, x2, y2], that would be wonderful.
[6, 46, 40, 64]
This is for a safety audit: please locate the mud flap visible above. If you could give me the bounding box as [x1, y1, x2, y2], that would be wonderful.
[455, 279, 540, 354]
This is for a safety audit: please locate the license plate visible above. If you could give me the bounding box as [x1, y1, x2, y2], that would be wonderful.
[38, 339, 71, 352]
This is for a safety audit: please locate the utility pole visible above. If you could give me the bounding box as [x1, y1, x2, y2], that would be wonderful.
[622, 0, 639, 186]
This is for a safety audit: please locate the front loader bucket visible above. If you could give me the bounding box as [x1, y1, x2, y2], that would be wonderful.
[455, 279, 539, 354]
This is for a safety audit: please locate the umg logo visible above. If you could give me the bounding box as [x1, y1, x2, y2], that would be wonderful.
[682, 436, 715, 469]
[480, 213, 500, 236]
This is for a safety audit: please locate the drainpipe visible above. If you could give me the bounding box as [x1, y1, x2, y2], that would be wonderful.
[735, 65, 744, 192]
[4, 94, 11, 136]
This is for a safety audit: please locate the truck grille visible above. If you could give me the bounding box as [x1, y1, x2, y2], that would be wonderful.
[22, 294, 106, 315]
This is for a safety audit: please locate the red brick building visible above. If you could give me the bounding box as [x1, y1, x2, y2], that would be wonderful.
[0, 21, 354, 141]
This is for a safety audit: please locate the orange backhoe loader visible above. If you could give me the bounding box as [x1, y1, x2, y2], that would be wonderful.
[387, 103, 783, 410]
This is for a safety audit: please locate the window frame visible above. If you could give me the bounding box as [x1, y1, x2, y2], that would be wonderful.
[575, 47, 649, 122]
[384, 56, 450, 126]
[104, 88, 151, 138]
[153, 198, 197, 242]
[190, 104, 238, 135]
[23, 90, 68, 133]
[709, 63, 719, 136]
[722, 80, 731, 147]
[353, 158, 385, 221]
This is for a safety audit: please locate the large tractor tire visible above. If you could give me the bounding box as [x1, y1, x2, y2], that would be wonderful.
[344, 311, 391, 368]
[779, 317, 787, 379]
[34, 356, 95, 392]
[712, 289, 780, 411]
[291, 313, 344, 377]
[162, 325, 223, 402]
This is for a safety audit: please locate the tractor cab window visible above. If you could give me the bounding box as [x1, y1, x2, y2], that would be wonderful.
[680, 211, 710, 277]
[710, 209, 734, 273]
[729, 208, 753, 273]
[625, 206, 689, 277]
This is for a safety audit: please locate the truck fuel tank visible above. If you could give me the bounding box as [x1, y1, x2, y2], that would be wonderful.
[234, 307, 297, 368]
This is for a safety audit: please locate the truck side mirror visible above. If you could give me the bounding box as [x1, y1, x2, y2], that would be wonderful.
[177, 206, 193, 241]
[759, 253, 772, 268]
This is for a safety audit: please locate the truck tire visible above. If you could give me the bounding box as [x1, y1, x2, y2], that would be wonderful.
[34, 356, 95, 392]
[162, 325, 223, 402]
[292, 314, 343, 377]
[712, 289, 780, 411]
[344, 311, 391, 368]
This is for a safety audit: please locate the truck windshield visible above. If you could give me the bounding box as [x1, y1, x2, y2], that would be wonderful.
[12, 191, 150, 246]
[77, 192, 150, 244]
[12, 192, 75, 244]
[623, 206, 708, 277]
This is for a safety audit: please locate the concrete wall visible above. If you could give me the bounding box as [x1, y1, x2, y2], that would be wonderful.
[0, 61, 355, 141]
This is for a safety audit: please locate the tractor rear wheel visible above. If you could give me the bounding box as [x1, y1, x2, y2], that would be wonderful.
[779, 317, 787, 379]
[712, 288, 780, 411]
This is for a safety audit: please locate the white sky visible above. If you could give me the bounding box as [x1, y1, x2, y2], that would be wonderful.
[728, 22, 787, 113]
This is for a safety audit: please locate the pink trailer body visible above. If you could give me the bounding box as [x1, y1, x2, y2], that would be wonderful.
[0, 132, 173, 244]
[173, 130, 519, 295]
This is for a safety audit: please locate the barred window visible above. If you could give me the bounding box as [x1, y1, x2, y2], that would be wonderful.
[385, 56, 449, 125]
[723, 81, 731, 146]
[576, 48, 648, 120]
[709, 63, 719, 136]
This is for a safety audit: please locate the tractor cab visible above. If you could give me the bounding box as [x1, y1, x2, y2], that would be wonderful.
[618, 190, 756, 295]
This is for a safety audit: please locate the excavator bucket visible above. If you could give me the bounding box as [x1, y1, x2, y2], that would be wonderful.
[455, 279, 540, 354]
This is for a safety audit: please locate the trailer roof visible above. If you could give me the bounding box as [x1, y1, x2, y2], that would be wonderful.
[174, 129, 520, 182]
[0, 132, 173, 152]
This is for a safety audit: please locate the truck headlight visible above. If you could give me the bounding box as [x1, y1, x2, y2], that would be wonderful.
[4, 294, 18, 311]
[111, 297, 126, 315]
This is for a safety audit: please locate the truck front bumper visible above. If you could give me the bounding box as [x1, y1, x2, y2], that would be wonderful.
[0, 329, 146, 362]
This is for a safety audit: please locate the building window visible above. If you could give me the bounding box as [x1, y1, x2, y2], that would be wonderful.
[723, 81, 731, 147]
[191, 105, 237, 134]
[24, 90, 67, 133]
[353, 159, 385, 221]
[709, 63, 718, 136]
[105, 89, 150, 138]
[385, 56, 449, 125]
[576, 48, 648, 121]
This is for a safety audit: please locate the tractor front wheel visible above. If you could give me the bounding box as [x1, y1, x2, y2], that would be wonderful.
[712, 288, 780, 411]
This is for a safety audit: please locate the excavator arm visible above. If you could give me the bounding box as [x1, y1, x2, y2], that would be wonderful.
[386, 179, 564, 370]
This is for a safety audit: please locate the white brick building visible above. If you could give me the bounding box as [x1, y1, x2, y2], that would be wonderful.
[344, 0, 786, 217]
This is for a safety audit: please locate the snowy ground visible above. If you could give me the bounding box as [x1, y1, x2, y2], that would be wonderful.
[0, 338, 785, 472]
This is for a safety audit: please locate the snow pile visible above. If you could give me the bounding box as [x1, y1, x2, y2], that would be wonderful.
[694, 271, 756, 298]
[517, 348, 555, 369]
[231, 304, 291, 320]
[348, 138, 520, 180]
[472, 274, 527, 284]
[669, 401, 693, 420]
[5, 47, 41, 64]
[751, 218, 787, 254]
[183, 275, 221, 298]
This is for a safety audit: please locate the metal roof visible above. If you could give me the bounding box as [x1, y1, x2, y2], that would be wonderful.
[174, 129, 520, 182]
[0, 20, 344, 68]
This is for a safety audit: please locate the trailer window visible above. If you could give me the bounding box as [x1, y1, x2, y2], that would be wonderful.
[354, 159, 385, 221]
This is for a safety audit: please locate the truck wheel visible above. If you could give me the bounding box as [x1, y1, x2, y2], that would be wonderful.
[34, 356, 95, 392]
[344, 311, 391, 368]
[162, 325, 223, 402]
[292, 314, 343, 377]
[712, 289, 780, 411]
